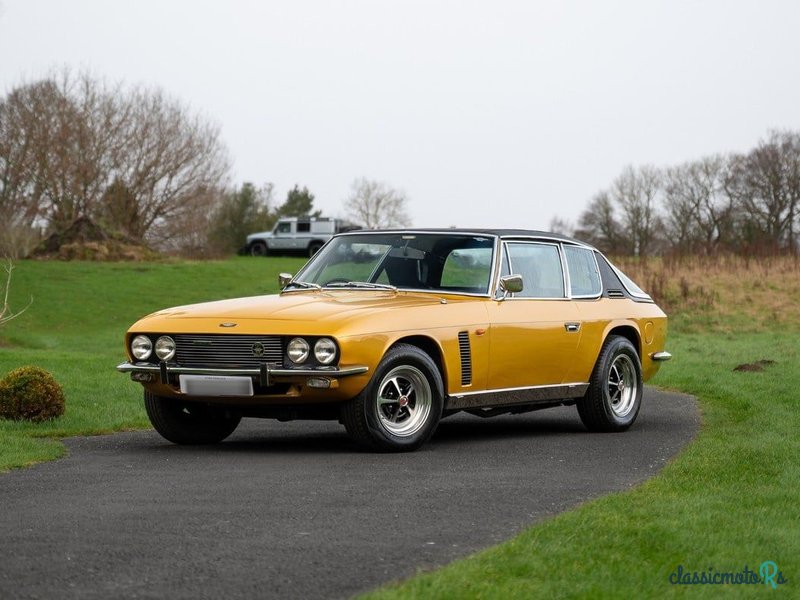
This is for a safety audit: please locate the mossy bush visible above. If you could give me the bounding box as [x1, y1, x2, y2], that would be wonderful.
[0, 366, 65, 422]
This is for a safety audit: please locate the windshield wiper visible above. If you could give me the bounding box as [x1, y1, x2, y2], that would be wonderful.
[283, 281, 321, 291]
[326, 281, 397, 291]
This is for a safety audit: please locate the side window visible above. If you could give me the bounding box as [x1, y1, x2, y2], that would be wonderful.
[564, 246, 601, 297]
[276, 222, 291, 234]
[506, 243, 565, 298]
[296, 222, 311, 233]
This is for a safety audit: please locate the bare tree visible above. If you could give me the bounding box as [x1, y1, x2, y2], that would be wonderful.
[0, 261, 32, 326]
[344, 178, 411, 229]
[727, 130, 800, 252]
[548, 216, 573, 237]
[574, 190, 624, 254]
[663, 155, 736, 254]
[611, 165, 662, 256]
[112, 86, 230, 244]
[0, 69, 230, 254]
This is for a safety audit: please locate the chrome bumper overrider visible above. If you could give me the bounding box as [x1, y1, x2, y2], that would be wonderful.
[116, 362, 369, 386]
[650, 351, 672, 362]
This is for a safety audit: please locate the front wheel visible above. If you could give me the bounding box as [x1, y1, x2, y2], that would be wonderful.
[341, 344, 443, 451]
[144, 391, 241, 444]
[577, 335, 643, 432]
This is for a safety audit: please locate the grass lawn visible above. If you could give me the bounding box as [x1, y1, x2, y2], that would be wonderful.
[363, 258, 800, 598]
[1, 256, 797, 596]
[0, 257, 307, 469]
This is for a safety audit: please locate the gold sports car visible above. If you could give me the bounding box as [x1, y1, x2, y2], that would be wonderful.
[118, 229, 671, 451]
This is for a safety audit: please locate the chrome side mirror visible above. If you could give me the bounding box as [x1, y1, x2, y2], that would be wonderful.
[278, 272, 293, 290]
[498, 274, 523, 300]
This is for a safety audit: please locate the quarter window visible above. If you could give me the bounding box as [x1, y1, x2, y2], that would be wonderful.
[564, 246, 601, 297]
[506, 243, 565, 298]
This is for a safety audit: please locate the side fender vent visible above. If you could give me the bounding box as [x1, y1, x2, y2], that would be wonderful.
[458, 331, 472, 386]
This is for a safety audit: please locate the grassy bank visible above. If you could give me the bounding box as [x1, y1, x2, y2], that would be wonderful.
[0, 257, 306, 470]
[365, 331, 798, 597]
[363, 256, 800, 597]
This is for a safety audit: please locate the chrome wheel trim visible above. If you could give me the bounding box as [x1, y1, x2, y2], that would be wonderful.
[607, 354, 638, 418]
[375, 365, 432, 437]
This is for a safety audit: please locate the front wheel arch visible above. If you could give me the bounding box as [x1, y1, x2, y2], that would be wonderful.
[341, 343, 444, 451]
[389, 335, 448, 394]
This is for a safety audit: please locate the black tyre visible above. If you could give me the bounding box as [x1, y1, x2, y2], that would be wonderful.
[341, 344, 444, 452]
[144, 391, 241, 444]
[577, 335, 643, 432]
[308, 242, 323, 257]
[250, 241, 268, 257]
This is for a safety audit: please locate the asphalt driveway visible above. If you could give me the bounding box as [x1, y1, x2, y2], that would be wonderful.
[0, 388, 698, 600]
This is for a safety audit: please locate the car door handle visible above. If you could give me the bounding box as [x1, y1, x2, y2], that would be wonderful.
[564, 322, 581, 333]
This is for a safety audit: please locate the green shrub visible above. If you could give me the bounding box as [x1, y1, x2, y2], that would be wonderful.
[0, 366, 66, 422]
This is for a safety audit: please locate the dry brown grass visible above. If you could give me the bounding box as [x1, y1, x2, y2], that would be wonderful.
[613, 254, 800, 333]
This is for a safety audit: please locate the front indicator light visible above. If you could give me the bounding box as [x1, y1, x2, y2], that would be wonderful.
[306, 377, 332, 389]
[155, 336, 176, 361]
[131, 335, 153, 360]
[314, 338, 337, 365]
[287, 337, 310, 363]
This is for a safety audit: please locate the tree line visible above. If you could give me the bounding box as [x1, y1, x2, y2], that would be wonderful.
[561, 131, 800, 256]
[0, 70, 410, 258]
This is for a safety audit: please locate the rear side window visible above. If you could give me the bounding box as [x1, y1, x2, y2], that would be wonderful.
[564, 246, 601, 297]
[506, 242, 565, 298]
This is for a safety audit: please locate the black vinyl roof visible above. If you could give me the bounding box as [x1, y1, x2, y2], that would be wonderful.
[339, 228, 591, 247]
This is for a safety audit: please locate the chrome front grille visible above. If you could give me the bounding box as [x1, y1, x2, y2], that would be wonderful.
[173, 334, 283, 368]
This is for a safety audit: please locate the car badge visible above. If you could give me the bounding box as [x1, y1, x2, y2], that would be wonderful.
[252, 343, 265, 357]
[219, 322, 237, 328]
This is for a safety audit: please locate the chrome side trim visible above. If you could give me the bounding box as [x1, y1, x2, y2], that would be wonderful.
[117, 362, 369, 378]
[650, 351, 672, 362]
[447, 382, 589, 410]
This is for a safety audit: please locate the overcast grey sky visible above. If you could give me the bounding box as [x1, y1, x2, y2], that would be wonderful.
[1, 0, 799, 229]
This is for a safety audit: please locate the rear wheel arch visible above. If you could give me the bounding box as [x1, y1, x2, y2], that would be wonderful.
[605, 324, 641, 358]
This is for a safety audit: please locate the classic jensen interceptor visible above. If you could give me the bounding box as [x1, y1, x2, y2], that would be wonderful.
[118, 229, 671, 451]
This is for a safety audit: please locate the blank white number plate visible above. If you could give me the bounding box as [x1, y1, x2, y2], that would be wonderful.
[179, 375, 254, 397]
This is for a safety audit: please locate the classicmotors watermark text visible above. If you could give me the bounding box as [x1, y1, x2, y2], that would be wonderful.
[669, 562, 787, 589]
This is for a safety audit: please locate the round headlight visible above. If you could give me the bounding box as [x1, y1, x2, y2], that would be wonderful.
[287, 337, 310, 364]
[314, 338, 337, 365]
[155, 336, 176, 361]
[131, 335, 153, 361]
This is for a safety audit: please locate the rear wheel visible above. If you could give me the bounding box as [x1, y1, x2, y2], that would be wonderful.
[249, 241, 268, 257]
[341, 344, 443, 451]
[144, 391, 241, 444]
[577, 335, 643, 432]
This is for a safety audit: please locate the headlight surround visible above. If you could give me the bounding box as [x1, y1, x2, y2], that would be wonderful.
[314, 338, 337, 365]
[154, 336, 176, 361]
[287, 337, 310, 364]
[131, 335, 153, 361]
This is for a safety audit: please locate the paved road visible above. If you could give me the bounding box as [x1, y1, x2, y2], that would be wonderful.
[0, 389, 698, 600]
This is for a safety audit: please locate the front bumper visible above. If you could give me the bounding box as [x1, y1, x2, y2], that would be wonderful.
[116, 361, 369, 387]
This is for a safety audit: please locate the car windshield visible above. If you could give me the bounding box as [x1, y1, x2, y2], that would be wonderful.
[292, 233, 496, 295]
